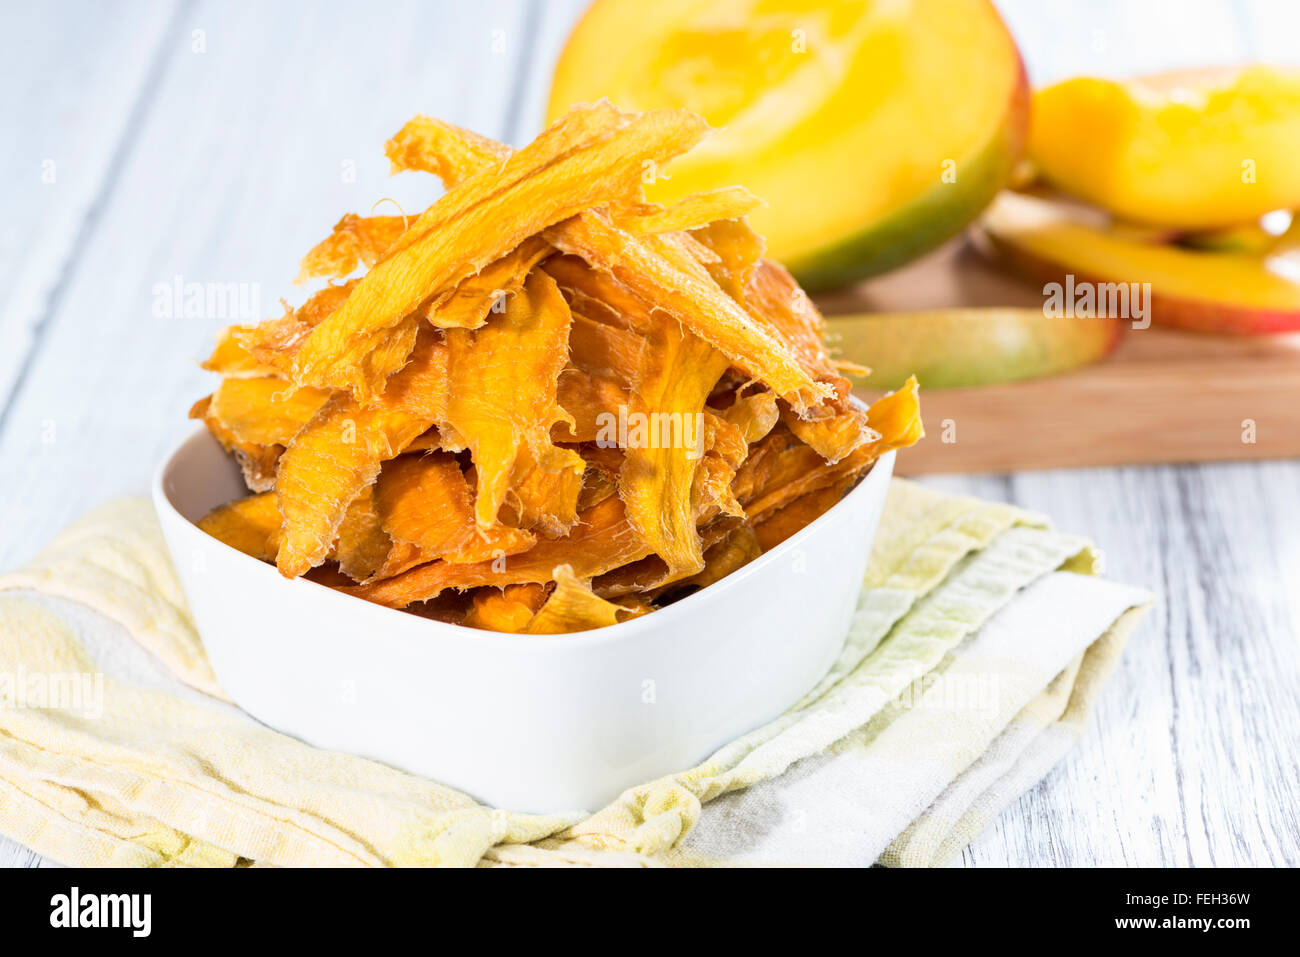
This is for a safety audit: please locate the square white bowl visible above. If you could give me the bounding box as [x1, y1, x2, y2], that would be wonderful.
[153, 428, 894, 813]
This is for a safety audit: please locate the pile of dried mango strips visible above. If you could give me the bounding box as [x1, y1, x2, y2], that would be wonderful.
[191, 102, 923, 634]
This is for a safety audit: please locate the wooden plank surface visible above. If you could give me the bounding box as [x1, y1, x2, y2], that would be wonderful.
[2, 0, 1297, 869]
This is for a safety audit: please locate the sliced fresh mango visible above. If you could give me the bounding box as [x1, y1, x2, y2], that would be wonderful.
[548, 0, 1028, 289]
[830, 308, 1122, 390]
[978, 191, 1300, 335]
[1029, 66, 1300, 228]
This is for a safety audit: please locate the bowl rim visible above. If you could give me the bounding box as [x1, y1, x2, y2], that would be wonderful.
[153, 426, 894, 650]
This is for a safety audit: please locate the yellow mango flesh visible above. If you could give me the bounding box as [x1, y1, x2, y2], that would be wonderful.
[548, 0, 1027, 288]
[1029, 66, 1300, 228]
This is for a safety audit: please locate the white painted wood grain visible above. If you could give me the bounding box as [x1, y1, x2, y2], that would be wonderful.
[2, 0, 1297, 868]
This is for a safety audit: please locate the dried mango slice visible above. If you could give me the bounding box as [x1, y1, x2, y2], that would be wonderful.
[202, 326, 281, 378]
[669, 522, 761, 595]
[298, 214, 408, 283]
[274, 328, 450, 578]
[546, 212, 827, 413]
[745, 378, 921, 521]
[618, 316, 730, 577]
[333, 487, 396, 581]
[294, 105, 710, 392]
[720, 389, 780, 444]
[463, 583, 549, 633]
[555, 369, 629, 444]
[425, 236, 552, 330]
[234, 281, 358, 378]
[691, 218, 766, 300]
[444, 270, 583, 532]
[385, 114, 511, 186]
[859, 375, 924, 459]
[614, 186, 763, 235]
[592, 515, 740, 598]
[567, 311, 645, 382]
[443, 522, 536, 565]
[189, 395, 281, 492]
[508, 441, 586, 537]
[743, 259, 871, 462]
[577, 455, 619, 510]
[753, 477, 860, 552]
[206, 376, 331, 448]
[343, 495, 651, 608]
[524, 565, 627, 634]
[373, 452, 475, 555]
[546, 254, 655, 332]
[197, 492, 282, 561]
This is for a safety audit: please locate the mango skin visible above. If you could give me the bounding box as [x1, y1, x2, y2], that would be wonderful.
[548, 0, 1030, 291]
[830, 308, 1122, 391]
[1028, 66, 1300, 229]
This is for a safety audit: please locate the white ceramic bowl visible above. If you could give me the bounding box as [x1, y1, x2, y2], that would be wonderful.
[153, 429, 894, 813]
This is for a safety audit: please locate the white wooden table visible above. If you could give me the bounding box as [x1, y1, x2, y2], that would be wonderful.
[2, 0, 1296, 867]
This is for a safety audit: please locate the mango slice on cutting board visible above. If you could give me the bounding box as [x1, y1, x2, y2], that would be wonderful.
[829, 308, 1123, 391]
[976, 191, 1300, 335]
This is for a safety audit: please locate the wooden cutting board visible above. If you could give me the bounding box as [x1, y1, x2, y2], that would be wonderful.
[820, 239, 1300, 474]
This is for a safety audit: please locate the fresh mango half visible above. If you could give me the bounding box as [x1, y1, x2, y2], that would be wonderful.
[548, 0, 1029, 290]
[1029, 65, 1300, 229]
[977, 191, 1300, 335]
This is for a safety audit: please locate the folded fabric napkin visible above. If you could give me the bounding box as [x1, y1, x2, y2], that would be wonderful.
[0, 479, 1151, 867]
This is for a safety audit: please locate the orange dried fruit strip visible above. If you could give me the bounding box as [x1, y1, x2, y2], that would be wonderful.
[463, 583, 550, 633]
[274, 328, 450, 578]
[234, 280, 357, 378]
[508, 442, 587, 537]
[567, 310, 645, 382]
[742, 259, 872, 463]
[663, 522, 762, 597]
[753, 476, 862, 552]
[197, 492, 282, 561]
[555, 369, 628, 444]
[524, 564, 627, 634]
[378, 101, 634, 259]
[298, 213, 408, 283]
[424, 236, 552, 330]
[373, 452, 475, 555]
[691, 218, 766, 300]
[333, 487, 396, 582]
[189, 395, 281, 492]
[443, 270, 584, 532]
[202, 326, 281, 378]
[443, 521, 536, 565]
[546, 212, 828, 413]
[385, 114, 511, 187]
[745, 378, 922, 522]
[206, 376, 331, 448]
[720, 388, 780, 444]
[617, 315, 730, 577]
[592, 515, 740, 598]
[293, 105, 710, 392]
[613, 186, 764, 235]
[545, 254, 655, 333]
[343, 495, 651, 608]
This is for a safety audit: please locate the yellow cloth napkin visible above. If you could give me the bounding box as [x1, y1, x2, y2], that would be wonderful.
[0, 480, 1151, 867]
